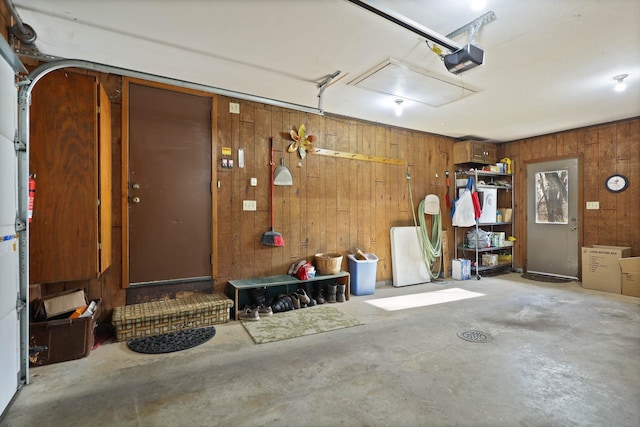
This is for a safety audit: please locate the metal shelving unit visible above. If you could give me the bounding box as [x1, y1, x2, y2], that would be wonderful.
[453, 169, 514, 279]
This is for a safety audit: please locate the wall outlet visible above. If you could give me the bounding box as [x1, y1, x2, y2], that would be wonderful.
[243, 200, 256, 211]
[229, 102, 240, 114]
[586, 201, 599, 210]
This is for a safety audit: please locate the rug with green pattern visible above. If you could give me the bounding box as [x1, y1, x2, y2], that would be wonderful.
[240, 306, 363, 344]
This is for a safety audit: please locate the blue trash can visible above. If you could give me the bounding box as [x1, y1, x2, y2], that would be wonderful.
[348, 253, 378, 295]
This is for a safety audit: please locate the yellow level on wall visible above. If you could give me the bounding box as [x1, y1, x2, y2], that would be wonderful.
[311, 147, 405, 166]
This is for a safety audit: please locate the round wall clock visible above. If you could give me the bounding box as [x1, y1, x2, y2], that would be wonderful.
[605, 174, 628, 193]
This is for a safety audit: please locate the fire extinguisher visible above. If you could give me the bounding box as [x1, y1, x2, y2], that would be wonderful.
[28, 174, 36, 223]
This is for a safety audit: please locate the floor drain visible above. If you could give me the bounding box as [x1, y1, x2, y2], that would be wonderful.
[457, 330, 492, 343]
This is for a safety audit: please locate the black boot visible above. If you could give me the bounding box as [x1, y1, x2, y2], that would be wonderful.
[250, 287, 268, 307]
[326, 283, 337, 303]
[251, 286, 273, 316]
[300, 283, 316, 307]
[314, 283, 325, 304]
[271, 294, 294, 313]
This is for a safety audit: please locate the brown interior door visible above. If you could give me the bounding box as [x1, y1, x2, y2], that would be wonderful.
[128, 84, 212, 285]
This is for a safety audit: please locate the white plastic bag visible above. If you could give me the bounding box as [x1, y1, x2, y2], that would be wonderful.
[452, 189, 476, 227]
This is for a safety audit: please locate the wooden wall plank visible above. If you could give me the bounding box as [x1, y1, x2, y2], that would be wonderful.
[324, 118, 338, 256]
[374, 126, 388, 281]
[348, 121, 359, 253]
[239, 118, 256, 278]
[598, 124, 617, 210]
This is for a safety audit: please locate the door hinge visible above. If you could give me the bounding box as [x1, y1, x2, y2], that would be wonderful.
[15, 217, 26, 232]
[16, 297, 26, 313]
[14, 130, 26, 152]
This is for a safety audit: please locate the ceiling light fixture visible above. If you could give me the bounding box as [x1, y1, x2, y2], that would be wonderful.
[395, 99, 404, 116]
[613, 74, 628, 92]
[471, 0, 487, 11]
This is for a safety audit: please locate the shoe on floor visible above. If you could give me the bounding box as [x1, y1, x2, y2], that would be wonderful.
[239, 307, 260, 321]
[257, 305, 273, 316]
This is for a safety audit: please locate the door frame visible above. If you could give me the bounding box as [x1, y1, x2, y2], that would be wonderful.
[121, 78, 218, 288]
[524, 154, 583, 277]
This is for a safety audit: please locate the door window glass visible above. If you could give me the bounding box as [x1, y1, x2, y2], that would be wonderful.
[535, 169, 568, 224]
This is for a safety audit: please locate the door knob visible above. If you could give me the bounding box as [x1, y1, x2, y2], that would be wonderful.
[132, 197, 141, 203]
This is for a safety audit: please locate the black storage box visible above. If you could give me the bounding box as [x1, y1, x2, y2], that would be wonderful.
[29, 292, 101, 366]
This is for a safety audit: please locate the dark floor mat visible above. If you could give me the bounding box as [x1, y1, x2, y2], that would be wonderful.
[127, 327, 216, 354]
[521, 273, 574, 283]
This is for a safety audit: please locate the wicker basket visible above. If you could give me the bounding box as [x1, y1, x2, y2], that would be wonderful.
[315, 252, 343, 275]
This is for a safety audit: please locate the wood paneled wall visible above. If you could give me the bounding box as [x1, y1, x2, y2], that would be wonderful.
[1, 2, 9, 41]
[498, 117, 640, 269]
[33, 76, 455, 319]
[21, 60, 640, 320]
[214, 97, 454, 288]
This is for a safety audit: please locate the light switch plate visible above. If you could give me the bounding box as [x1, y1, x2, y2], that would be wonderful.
[250, 177, 257, 187]
[229, 102, 240, 114]
[586, 201, 599, 210]
[243, 200, 256, 211]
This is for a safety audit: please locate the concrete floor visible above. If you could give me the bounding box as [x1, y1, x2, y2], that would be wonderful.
[2, 273, 639, 427]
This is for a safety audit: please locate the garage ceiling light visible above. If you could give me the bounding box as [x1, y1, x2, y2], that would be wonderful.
[613, 74, 628, 92]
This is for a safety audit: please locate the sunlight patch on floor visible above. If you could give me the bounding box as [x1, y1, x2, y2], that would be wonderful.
[365, 288, 484, 311]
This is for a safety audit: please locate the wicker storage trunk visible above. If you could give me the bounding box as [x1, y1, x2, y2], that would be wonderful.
[112, 293, 234, 341]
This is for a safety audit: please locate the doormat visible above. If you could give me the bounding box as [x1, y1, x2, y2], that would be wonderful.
[127, 326, 216, 354]
[365, 288, 484, 312]
[240, 306, 362, 344]
[521, 273, 574, 283]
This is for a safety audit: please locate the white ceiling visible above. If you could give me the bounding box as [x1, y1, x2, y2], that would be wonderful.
[12, 0, 640, 142]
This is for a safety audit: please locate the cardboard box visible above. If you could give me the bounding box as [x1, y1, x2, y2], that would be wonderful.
[452, 259, 471, 280]
[581, 245, 631, 293]
[619, 257, 640, 297]
[482, 254, 498, 266]
[42, 289, 87, 318]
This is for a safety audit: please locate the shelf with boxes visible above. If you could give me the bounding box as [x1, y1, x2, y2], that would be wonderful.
[453, 169, 514, 279]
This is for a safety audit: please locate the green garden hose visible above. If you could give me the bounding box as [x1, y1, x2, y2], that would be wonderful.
[408, 174, 443, 279]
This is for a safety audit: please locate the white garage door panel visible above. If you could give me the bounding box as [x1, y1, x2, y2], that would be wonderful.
[0, 241, 19, 414]
[0, 58, 15, 141]
[0, 41, 21, 416]
[0, 136, 17, 226]
[0, 311, 19, 414]
[0, 240, 18, 314]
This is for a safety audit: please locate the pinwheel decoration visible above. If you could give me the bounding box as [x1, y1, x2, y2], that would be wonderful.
[288, 124, 317, 159]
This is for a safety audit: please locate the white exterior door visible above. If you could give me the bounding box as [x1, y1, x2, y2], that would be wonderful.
[526, 158, 579, 278]
[0, 51, 21, 415]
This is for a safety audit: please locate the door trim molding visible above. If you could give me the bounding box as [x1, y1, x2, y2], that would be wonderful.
[121, 77, 218, 288]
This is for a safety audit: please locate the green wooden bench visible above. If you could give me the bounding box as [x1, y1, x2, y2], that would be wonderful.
[227, 272, 350, 320]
